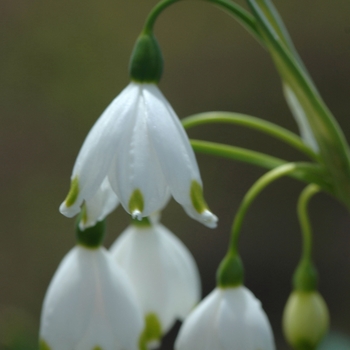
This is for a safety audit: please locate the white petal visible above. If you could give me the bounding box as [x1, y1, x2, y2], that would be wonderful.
[39, 246, 143, 350]
[110, 222, 201, 333]
[143, 84, 217, 227]
[60, 83, 139, 217]
[218, 287, 275, 350]
[143, 86, 199, 197]
[175, 289, 222, 350]
[283, 83, 319, 153]
[79, 177, 119, 230]
[108, 84, 169, 217]
[175, 287, 275, 350]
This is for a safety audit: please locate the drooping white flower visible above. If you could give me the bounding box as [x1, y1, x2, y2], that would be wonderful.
[39, 245, 144, 350]
[110, 216, 201, 346]
[175, 286, 275, 350]
[59, 82, 217, 228]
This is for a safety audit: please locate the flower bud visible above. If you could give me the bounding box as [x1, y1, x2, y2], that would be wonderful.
[283, 291, 329, 350]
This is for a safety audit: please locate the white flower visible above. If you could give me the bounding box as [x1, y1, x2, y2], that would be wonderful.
[59, 82, 217, 228]
[110, 217, 201, 345]
[175, 286, 275, 350]
[39, 245, 144, 350]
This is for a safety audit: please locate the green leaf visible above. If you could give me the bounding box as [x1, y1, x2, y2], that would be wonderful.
[246, 0, 350, 210]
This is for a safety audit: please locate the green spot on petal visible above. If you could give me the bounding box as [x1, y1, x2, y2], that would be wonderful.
[80, 203, 88, 225]
[129, 189, 144, 214]
[93, 347, 103, 350]
[139, 313, 162, 350]
[39, 339, 51, 350]
[65, 176, 79, 207]
[190, 180, 208, 214]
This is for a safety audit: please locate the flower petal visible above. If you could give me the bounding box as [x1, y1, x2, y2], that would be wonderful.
[218, 287, 275, 350]
[39, 246, 143, 350]
[79, 177, 119, 230]
[144, 84, 217, 227]
[108, 85, 169, 217]
[175, 289, 222, 350]
[175, 287, 275, 350]
[110, 222, 201, 334]
[60, 83, 139, 218]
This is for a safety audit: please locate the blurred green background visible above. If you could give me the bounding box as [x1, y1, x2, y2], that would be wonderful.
[1, 0, 350, 349]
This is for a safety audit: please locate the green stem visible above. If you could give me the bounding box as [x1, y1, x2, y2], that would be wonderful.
[293, 184, 320, 291]
[190, 139, 333, 193]
[143, 0, 263, 44]
[143, 0, 181, 34]
[297, 184, 319, 263]
[228, 163, 302, 255]
[204, 0, 263, 44]
[183, 112, 320, 161]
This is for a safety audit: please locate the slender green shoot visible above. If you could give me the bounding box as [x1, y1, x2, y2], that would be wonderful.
[228, 163, 304, 255]
[190, 139, 333, 193]
[297, 184, 320, 263]
[143, 0, 181, 34]
[183, 112, 320, 162]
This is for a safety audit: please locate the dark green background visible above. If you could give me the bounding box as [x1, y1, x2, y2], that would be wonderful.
[1, 0, 350, 349]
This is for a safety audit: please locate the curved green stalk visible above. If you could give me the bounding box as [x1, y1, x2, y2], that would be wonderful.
[183, 112, 320, 161]
[190, 139, 333, 193]
[228, 163, 297, 255]
[143, 0, 181, 34]
[297, 185, 320, 263]
[143, 0, 262, 45]
[293, 184, 320, 292]
[204, 0, 263, 44]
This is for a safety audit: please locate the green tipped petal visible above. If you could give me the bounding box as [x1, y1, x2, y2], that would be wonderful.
[190, 181, 209, 214]
[39, 339, 51, 350]
[139, 313, 162, 350]
[129, 189, 144, 217]
[64, 176, 79, 207]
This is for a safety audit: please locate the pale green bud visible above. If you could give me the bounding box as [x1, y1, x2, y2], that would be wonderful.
[282, 291, 329, 350]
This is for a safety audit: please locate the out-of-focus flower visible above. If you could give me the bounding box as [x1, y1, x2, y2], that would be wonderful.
[59, 82, 217, 228]
[110, 216, 201, 347]
[175, 286, 275, 350]
[283, 290, 329, 350]
[39, 245, 143, 350]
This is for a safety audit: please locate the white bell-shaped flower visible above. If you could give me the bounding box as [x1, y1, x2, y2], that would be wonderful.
[110, 216, 201, 346]
[175, 286, 275, 350]
[39, 245, 144, 350]
[59, 82, 217, 228]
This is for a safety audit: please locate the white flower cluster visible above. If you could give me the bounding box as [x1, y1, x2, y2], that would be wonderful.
[39, 82, 275, 350]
